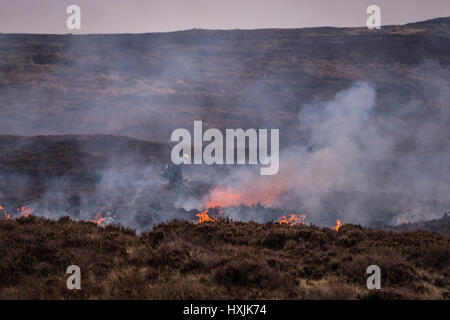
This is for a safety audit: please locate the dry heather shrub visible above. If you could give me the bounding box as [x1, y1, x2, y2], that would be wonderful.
[213, 258, 296, 293]
[0, 216, 448, 299]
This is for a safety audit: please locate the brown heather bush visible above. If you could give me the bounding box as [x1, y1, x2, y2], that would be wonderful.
[0, 216, 449, 299]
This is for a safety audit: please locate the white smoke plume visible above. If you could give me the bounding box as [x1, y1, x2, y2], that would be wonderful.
[197, 68, 450, 227]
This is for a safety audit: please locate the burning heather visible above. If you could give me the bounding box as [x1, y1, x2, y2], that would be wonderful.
[276, 214, 307, 226]
[0, 12, 449, 302]
[0, 205, 33, 220]
[202, 182, 289, 209]
[195, 209, 218, 224]
[0, 206, 11, 220]
[89, 212, 107, 226]
[0, 65, 449, 232]
[88, 207, 117, 227]
[332, 219, 343, 232]
[0, 203, 119, 228]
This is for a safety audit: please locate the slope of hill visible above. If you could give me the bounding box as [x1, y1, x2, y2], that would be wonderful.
[0, 134, 169, 202]
[0, 216, 448, 299]
[0, 18, 449, 300]
[0, 18, 449, 144]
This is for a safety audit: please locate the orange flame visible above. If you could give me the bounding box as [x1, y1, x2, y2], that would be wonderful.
[277, 213, 306, 226]
[204, 187, 243, 208]
[1, 205, 32, 220]
[1, 205, 11, 220]
[203, 182, 288, 208]
[403, 219, 409, 224]
[332, 219, 342, 231]
[195, 210, 217, 224]
[89, 207, 108, 226]
[89, 212, 106, 226]
[18, 206, 32, 218]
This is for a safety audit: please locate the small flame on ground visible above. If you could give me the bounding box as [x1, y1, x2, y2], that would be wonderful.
[89, 206, 113, 226]
[332, 219, 342, 231]
[277, 213, 306, 226]
[195, 210, 217, 224]
[1, 205, 32, 220]
[89, 213, 106, 226]
[18, 206, 32, 218]
[1, 206, 11, 220]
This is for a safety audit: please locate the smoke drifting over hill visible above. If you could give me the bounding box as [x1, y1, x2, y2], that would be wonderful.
[191, 71, 450, 227]
[22, 72, 450, 231]
[0, 18, 449, 231]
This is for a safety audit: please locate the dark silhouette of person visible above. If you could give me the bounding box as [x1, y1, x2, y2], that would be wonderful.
[162, 162, 183, 186]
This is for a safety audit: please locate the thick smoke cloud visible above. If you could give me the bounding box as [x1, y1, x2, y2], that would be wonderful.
[1, 29, 449, 230]
[5, 62, 450, 230]
[194, 67, 450, 227]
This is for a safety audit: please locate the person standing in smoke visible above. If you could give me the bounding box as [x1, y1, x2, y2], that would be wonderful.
[161, 154, 188, 187]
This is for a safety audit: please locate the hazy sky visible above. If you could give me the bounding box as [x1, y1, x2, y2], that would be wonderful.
[0, 0, 449, 34]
